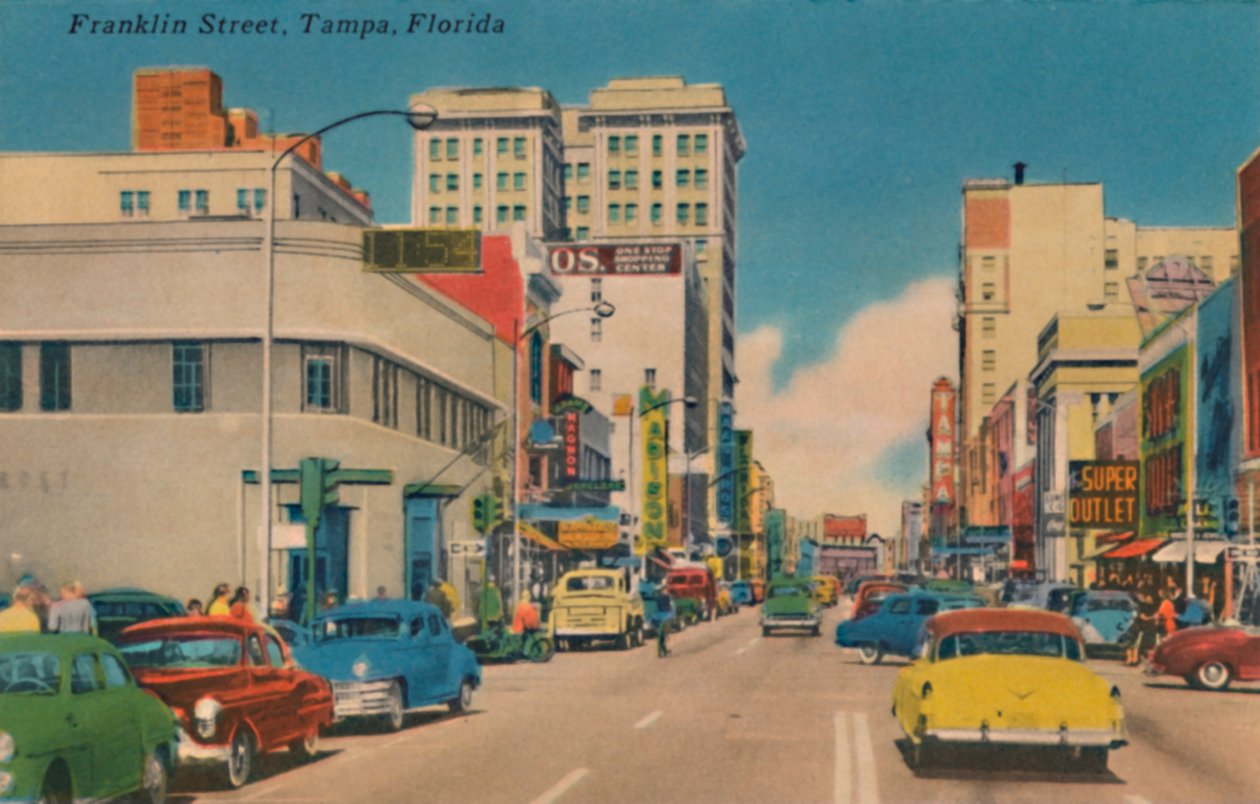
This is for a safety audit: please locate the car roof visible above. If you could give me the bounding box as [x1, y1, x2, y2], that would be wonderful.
[88, 587, 180, 602]
[926, 608, 1080, 640]
[120, 615, 256, 639]
[0, 632, 114, 654]
[315, 599, 441, 619]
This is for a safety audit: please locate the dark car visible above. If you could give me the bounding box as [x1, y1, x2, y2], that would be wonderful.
[1148, 625, 1260, 691]
[836, 591, 984, 664]
[88, 588, 185, 643]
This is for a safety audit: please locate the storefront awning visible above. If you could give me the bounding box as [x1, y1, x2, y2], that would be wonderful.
[516, 504, 620, 523]
[1095, 531, 1134, 545]
[1151, 540, 1229, 564]
[1099, 538, 1166, 560]
[519, 522, 565, 552]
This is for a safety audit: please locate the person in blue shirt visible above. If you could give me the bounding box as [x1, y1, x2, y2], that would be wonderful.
[653, 589, 675, 658]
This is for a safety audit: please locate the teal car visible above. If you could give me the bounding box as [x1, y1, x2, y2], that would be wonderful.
[87, 588, 185, 644]
[760, 577, 821, 636]
[0, 632, 178, 803]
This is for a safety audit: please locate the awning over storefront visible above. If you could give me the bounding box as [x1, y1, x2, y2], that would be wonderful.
[516, 504, 620, 523]
[519, 522, 565, 552]
[1099, 538, 1165, 560]
[1151, 540, 1229, 564]
[1095, 531, 1134, 545]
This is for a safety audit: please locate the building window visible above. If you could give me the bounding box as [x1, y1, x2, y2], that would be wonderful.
[497, 137, 508, 155]
[564, 196, 573, 212]
[473, 138, 483, 156]
[651, 170, 662, 190]
[696, 239, 708, 253]
[496, 205, 509, 224]
[981, 383, 996, 403]
[608, 204, 621, 224]
[428, 206, 441, 224]
[652, 134, 663, 156]
[513, 136, 526, 158]
[513, 172, 526, 191]
[577, 226, 590, 240]
[120, 191, 134, 216]
[676, 169, 690, 188]
[39, 342, 70, 412]
[429, 139, 441, 161]
[577, 163, 590, 183]
[651, 203, 662, 224]
[1104, 249, 1119, 270]
[372, 356, 399, 428]
[981, 350, 996, 371]
[446, 138, 459, 160]
[576, 195, 590, 214]
[695, 203, 708, 226]
[608, 135, 621, 154]
[677, 134, 691, 156]
[626, 203, 638, 223]
[529, 333, 543, 404]
[195, 190, 209, 214]
[429, 174, 441, 193]
[445, 207, 458, 225]
[590, 317, 603, 342]
[625, 170, 639, 189]
[1104, 282, 1119, 300]
[609, 170, 621, 190]
[446, 174, 459, 191]
[178, 190, 191, 213]
[252, 189, 264, 212]
[303, 345, 344, 413]
[625, 134, 639, 155]
[645, 368, 657, 387]
[982, 317, 996, 338]
[496, 172, 508, 191]
[695, 133, 708, 154]
[695, 169, 709, 189]
[172, 342, 205, 413]
[981, 282, 996, 301]
[416, 378, 431, 440]
[292, 194, 301, 219]
[981, 255, 995, 272]
[473, 173, 483, 190]
[591, 278, 603, 303]
[590, 368, 602, 392]
[0, 343, 21, 412]
[513, 205, 526, 221]
[677, 203, 690, 224]
[473, 205, 483, 224]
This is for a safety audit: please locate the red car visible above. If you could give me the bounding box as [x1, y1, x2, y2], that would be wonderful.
[850, 581, 908, 621]
[665, 566, 719, 621]
[1148, 625, 1260, 691]
[117, 617, 334, 788]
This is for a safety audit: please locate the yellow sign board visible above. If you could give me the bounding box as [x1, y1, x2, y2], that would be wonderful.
[557, 519, 619, 550]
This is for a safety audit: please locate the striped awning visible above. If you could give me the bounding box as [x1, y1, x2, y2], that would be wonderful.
[1099, 538, 1166, 560]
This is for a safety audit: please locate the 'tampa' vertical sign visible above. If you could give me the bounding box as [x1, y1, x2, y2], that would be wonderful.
[716, 402, 735, 525]
[639, 386, 670, 553]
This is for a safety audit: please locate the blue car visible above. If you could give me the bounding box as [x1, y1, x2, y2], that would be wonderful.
[729, 580, 754, 606]
[1068, 590, 1137, 657]
[267, 617, 311, 648]
[835, 591, 984, 665]
[291, 600, 481, 732]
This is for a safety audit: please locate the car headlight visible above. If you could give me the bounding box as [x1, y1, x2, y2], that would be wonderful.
[193, 696, 222, 739]
[0, 731, 13, 763]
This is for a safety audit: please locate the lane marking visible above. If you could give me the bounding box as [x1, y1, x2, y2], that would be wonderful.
[634, 710, 663, 729]
[852, 712, 880, 804]
[531, 768, 590, 804]
[1125, 797, 1153, 804]
[736, 637, 761, 655]
[834, 711, 852, 804]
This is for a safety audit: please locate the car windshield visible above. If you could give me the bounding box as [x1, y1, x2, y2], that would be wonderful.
[567, 576, 613, 592]
[1084, 597, 1134, 613]
[937, 630, 1082, 662]
[0, 652, 61, 695]
[314, 616, 402, 641]
[118, 635, 242, 669]
[771, 585, 805, 597]
[94, 600, 180, 619]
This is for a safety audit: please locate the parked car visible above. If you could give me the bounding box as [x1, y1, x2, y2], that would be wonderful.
[293, 600, 480, 731]
[87, 588, 185, 644]
[118, 616, 333, 789]
[810, 576, 838, 607]
[0, 632, 178, 802]
[844, 574, 897, 597]
[835, 591, 984, 665]
[1147, 624, 1260, 691]
[266, 617, 311, 649]
[922, 579, 974, 596]
[1068, 590, 1136, 658]
[550, 569, 645, 650]
[851, 581, 909, 622]
[664, 565, 719, 622]
[760, 577, 821, 636]
[891, 609, 1127, 771]
[729, 580, 754, 607]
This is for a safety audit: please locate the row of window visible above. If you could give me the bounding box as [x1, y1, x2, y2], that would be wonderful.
[606, 168, 709, 191]
[118, 188, 268, 218]
[564, 198, 710, 225]
[426, 205, 527, 225]
[427, 172, 534, 193]
[585, 368, 657, 393]
[427, 136, 527, 161]
[605, 133, 709, 157]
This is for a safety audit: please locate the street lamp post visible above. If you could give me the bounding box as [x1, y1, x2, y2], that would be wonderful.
[511, 301, 615, 604]
[259, 104, 437, 618]
[683, 445, 711, 556]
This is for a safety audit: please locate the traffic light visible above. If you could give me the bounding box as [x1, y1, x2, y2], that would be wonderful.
[1224, 496, 1241, 538]
[471, 493, 500, 534]
[299, 457, 340, 525]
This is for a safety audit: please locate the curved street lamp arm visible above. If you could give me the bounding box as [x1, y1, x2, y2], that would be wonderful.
[519, 301, 615, 342]
[270, 109, 429, 171]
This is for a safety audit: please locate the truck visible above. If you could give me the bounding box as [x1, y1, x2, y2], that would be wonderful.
[664, 564, 719, 624]
[549, 568, 645, 651]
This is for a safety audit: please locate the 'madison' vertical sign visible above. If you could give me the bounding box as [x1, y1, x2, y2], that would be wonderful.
[716, 402, 735, 526]
[640, 386, 670, 553]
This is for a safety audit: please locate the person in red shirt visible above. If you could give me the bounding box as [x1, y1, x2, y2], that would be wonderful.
[511, 592, 540, 634]
[228, 586, 255, 623]
[1157, 588, 1177, 640]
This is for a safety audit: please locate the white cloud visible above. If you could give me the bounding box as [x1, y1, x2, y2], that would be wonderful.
[736, 277, 957, 537]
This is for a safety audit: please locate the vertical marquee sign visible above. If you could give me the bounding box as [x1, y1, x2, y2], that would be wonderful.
[734, 430, 754, 534]
[716, 402, 736, 526]
[639, 386, 670, 553]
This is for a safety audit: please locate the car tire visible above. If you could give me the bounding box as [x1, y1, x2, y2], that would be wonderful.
[762, 626, 771, 637]
[706, 605, 716, 622]
[224, 729, 254, 789]
[617, 630, 632, 650]
[1080, 747, 1109, 773]
[448, 677, 474, 713]
[40, 763, 72, 804]
[1195, 661, 1232, 691]
[858, 643, 883, 665]
[289, 725, 320, 760]
[909, 740, 933, 770]
[526, 635, 556, 663]
[139, 748, 169, 803]
[812, 626, 821, 637]
[383, 680, 406, 732]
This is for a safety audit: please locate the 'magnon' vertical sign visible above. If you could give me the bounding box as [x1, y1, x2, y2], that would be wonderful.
[640, 386, 670, 553]
[716, 402, 735, 526]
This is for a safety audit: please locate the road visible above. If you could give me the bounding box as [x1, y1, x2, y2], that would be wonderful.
[178, 601, 1260, 803]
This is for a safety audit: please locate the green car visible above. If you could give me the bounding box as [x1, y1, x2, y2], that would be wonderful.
[759, 577, 822, 636]
[87, 588, 185, 644]
[0, 632, 177, 803]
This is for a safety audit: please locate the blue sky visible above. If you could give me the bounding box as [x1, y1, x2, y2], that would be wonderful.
[2, 0, 1257, 529]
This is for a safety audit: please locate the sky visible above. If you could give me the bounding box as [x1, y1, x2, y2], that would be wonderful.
[2, 0, 1258, 536]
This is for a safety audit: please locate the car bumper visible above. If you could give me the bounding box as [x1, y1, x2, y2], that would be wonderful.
[925, 727, 1127, 749]
[176, 728, 231, 765]
[761, 616, 820, 628]
[332, 680, 396, 719]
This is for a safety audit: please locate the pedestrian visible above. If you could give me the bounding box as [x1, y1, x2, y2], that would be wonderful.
[511, 591, 540, 634]
[1126, 590, 1159, 666]
[653, 588, 675, 658]
[1156, 588, 1177, 641]
[229, 587, 255, 622]
[478, 578, 503, 628]
[439, 578, 460, 618]
[1198, 575, 1219, 621]
[376, 585, 389, 601]
[47, 581, 97, 635]
[207, 583, 232, 616]
[0, 584, 43, 633]
[321, 590, 340, 611]
[426, 581, 453, 619]
[186, 598, 203, 616]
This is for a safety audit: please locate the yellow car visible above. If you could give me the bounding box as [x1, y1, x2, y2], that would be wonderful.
[810, 576, 837, 607]
[891, 608, 1126, 771]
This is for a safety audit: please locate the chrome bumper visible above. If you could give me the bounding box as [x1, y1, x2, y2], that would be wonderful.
[761, 615, 819, 628]
[926, 727, 1127, 748]
[176, 728, 230, 765]
[332, 680, 395, 719]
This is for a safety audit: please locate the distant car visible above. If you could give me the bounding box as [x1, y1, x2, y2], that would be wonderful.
[922, 579, 974, 596]
[118, 616, 333, 789]
[760, 578, 821, 636]
[665, 566, 719, 622]
[836, 591, 984, 665]
[891, 609, 1127, 771]
[292, 600, 481, 731]
[810, 576, 838, 607]
[729, 580, 754, 606]
[0, 632, 178, 802]
[87, 588, 185, 643]
[267, 618, 311, 649]
[716, 582, 739, 616]
[851, 581, 909, 622]
[1148, 625, 1260, 691]
[1068, 591, 1136, 657]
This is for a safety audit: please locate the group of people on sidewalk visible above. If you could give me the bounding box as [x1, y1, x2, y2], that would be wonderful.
[0, 577, 97, 635]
